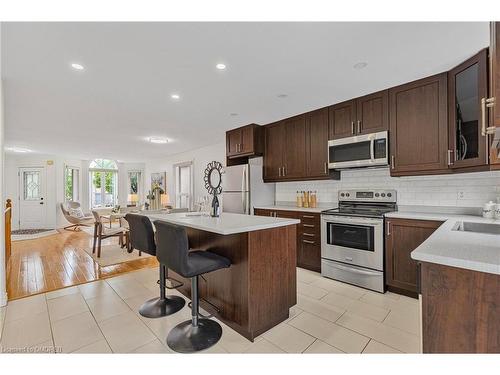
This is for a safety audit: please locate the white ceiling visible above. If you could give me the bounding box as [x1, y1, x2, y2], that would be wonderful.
[1, 22, 490, 161]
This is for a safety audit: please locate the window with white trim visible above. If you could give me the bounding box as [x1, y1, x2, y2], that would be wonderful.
[64, 166, 80, 202]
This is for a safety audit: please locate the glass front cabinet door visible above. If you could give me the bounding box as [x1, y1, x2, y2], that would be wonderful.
[448, 49, 489, 169]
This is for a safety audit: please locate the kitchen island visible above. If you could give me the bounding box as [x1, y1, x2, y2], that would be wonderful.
[145, 212, 300, 341]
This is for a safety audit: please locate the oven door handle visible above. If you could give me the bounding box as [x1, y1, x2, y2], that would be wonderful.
[322, 216, 383, 226]
[328, 262, 381, 276]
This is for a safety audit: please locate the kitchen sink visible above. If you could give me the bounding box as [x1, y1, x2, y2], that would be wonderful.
[452, 221, 500, 235]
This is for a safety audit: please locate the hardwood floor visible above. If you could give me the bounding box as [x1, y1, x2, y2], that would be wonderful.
[6, 229, 158, 301]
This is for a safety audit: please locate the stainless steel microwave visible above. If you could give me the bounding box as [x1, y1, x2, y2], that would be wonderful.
[328, 131, 388, 169]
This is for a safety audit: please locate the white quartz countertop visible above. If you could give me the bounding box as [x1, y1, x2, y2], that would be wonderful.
[144, 212, 300, 236]
[399, 211, 500, 275]
[254, 205, 327, 214]
[385, 211, 460, 222]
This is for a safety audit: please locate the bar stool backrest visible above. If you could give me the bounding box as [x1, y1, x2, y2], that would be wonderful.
[125, 213, 156, 256]
[154, 220, 190, 277]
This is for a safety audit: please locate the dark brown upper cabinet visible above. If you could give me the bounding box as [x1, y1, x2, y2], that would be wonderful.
[282, 115, 308, 179]
[389, 73, 449, 176]
[489, 22, 500, 167]
[328, 91, 388, 140]
[356, 90, 389, 135]
[328, 99, 356, 139]
[306, 108, 329, 177]
[263, 113, 339, 182]
[448, 49, 489, 170]
[263, 121, 284, 180]
[226, 124, 263, 160]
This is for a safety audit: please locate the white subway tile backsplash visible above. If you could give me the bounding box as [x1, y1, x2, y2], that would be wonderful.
[275, 167, 500, 208]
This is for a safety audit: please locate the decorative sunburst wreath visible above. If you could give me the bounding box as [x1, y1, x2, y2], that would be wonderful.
[203, 161, 224, 195]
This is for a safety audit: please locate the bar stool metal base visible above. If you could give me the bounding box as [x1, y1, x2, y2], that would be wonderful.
[139, 296, 185, 318]
[167, 318, 223, 353]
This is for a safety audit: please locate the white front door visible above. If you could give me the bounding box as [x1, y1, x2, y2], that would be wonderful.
[19, 167, 47, 229]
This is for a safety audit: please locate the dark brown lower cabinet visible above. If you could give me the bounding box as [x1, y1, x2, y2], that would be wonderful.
[421, 262, 500, 353]
[254, 209, 321, 272]
[385, 218, 442, 297]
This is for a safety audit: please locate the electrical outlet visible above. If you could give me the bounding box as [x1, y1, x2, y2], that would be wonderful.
[457, 191, 465, 199]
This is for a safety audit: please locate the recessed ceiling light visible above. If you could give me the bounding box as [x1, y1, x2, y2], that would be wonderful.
[170, 94, 180, 100]
[149, 137, 169, 144]
[353, 62, 368, 70]
[230, 113, 238, 117]
[216, 63, 226, 70]
[6, 147, 32, 153]
[277, 94, 288, 98]
[71, 63, 84, 70]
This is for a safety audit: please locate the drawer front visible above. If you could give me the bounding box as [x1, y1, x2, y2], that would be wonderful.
[254, 208, 274, 217]
[300, 231, 321, 244]
[299, 222, 320, 236]
[299, 213, 320, 224]
[275, 210, 299, 219]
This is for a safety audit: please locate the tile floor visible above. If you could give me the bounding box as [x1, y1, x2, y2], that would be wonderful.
[0, 267, 421, 354]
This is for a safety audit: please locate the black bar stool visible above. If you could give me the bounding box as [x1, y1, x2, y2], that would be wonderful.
[125, 214, 185, 318]
[154, 220, 231, 353]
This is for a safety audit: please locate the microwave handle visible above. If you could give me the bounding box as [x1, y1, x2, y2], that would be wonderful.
[370, 139, 375, 161]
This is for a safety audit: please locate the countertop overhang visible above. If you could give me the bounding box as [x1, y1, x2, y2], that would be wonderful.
[386, 211, 500, 275]
[144, 212, 300, 235]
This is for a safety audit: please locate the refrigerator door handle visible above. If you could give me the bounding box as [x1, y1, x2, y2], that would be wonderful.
[242, 166, 249, 214]
[242, 192, 246, 214]
[242, 165, 247, 192]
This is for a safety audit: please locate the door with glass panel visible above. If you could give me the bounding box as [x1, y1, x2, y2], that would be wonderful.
[19, 167, 46, 229]
[174, 162, 193, 209]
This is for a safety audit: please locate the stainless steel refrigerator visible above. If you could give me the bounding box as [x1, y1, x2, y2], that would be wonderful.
[222, 157, 275, 215]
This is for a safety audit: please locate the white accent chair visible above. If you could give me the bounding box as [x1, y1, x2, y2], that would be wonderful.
[60, 202, 94, 231]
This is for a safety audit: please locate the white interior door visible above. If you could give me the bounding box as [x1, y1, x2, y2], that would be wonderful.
[19, 167, 47, 229]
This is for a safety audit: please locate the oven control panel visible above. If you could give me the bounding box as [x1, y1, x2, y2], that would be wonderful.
[338, 189, 397, 203]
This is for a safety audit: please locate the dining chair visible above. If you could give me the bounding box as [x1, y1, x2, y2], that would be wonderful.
[91, 210, 128, 258]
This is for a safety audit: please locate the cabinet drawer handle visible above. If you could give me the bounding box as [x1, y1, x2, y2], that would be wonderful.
[386, 221, 391, 236]
[303, 224, 315, 228]
[278, 167, 281, 177]
[302, 239, 315, 244]
[303, 233, 315, 237]
[351, 121, 355, 135]
[324, 162, 327, 174]
[357, 120, 362, 133]
[302, 215, 315, 219]
[390, 155, 395, 170]
[283, 166, 286, 177]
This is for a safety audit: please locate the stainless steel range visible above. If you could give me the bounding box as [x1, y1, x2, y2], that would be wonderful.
[321, 189, 397, 293]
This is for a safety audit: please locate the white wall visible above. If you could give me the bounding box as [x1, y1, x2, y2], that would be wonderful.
[276, 167, 500, 208]
[144, 141, 225, 208]
[0, 22, 7, 306]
